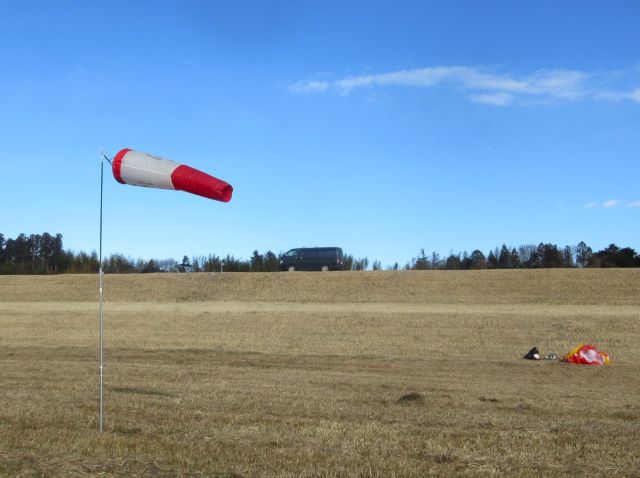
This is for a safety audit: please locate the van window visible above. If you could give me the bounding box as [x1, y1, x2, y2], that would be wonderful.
[284, 249, 298, 257]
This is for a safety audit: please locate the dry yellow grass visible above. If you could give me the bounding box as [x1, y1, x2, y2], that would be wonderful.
[1, 270, 639, 477]
[2, 268, 640, 305]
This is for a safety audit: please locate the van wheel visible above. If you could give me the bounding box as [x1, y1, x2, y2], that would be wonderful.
[288, 265, 296, 272]
[321, 265, 329, 272]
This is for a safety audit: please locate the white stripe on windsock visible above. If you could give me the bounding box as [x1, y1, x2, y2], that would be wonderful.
[117, 150, 180, 190]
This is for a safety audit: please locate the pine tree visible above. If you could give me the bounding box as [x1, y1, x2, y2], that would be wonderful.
[498, 245, 511, 268]
[487, 250, 498, 269]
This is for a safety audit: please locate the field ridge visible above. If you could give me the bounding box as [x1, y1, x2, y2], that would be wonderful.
[1, 269, 639, 305]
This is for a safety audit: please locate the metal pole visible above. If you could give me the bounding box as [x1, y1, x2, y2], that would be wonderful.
[99, 150, 105, 432]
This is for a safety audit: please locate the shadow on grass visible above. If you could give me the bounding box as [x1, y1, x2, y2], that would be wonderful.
[397, 392, 424, 403]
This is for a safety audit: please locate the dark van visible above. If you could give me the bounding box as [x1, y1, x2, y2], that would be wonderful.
[279, 247, 344, 272]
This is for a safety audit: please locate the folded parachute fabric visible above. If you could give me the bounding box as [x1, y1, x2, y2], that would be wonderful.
[563, 344, 611, 365]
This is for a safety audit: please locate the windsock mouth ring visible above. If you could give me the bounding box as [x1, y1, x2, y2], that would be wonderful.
[112, 148, 132, 184]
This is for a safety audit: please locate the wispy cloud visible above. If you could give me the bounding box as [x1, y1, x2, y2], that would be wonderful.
[583, 200, 640, 209]
[290, 65, 639, 106]
[469, 92, 514, 106]
[288, 80, 330, 94]
[332, 67, 585, 98]
[603, 199, 622, 208]
[595, 87, 640, 103]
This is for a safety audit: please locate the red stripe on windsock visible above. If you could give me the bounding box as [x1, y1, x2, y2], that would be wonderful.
[171, 165, 233, 202]
[112, 148, 131, 184]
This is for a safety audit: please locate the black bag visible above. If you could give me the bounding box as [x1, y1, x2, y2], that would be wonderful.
[524, 347, 540, 360]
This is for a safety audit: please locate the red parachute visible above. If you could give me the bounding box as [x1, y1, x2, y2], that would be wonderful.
[563, 344, 611, 365]
[112, 148, 232, 202]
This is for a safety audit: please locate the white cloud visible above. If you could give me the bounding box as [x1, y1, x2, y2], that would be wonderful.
[603, 199, 621, 208]
[525, 69, 587, 99]
[584, 200, 640, 209]
[288, 80, 329, 94]
[327, 66, 578, 98]
[289, 65, 640, 106]
[469, 92, 514, 106]
[595, 88, 640, 103]
[456, 68, 528, 92]
[334, 67, 461, 93]
[291, 66, 586, 102]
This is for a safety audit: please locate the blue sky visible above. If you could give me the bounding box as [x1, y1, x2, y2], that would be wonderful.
[1, 1, 638, 267]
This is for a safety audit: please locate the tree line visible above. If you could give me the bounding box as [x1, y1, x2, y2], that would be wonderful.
[404, 242, 640, 270]
[1, 232, 639, 275]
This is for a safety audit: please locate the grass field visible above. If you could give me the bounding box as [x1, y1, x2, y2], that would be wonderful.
[1, 270, 639, 477]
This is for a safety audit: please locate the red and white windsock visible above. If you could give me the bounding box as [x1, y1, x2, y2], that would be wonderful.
[112, 148, 233, 202]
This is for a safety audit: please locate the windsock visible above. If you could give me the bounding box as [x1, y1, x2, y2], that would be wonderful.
[112, 148, 233, 202]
